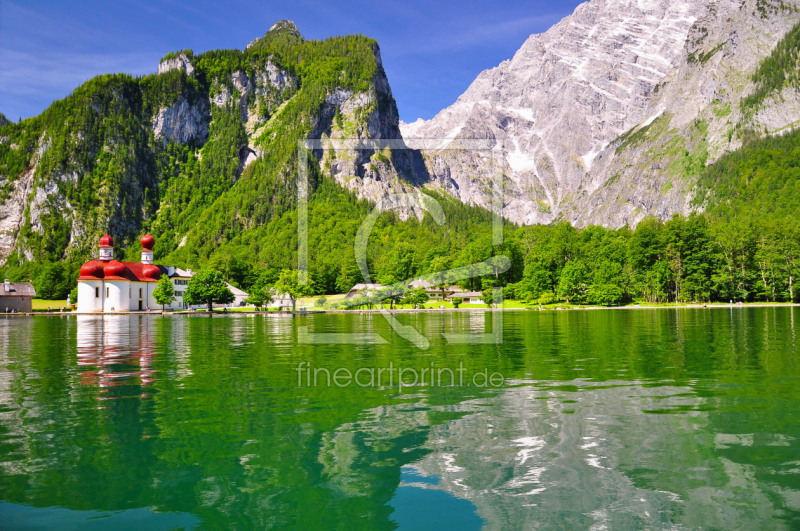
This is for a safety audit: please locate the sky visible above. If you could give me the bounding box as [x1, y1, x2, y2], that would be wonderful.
[0, 0, 584, 124]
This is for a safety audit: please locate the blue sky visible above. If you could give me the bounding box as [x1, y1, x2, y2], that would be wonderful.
[0, 0, 583, 123]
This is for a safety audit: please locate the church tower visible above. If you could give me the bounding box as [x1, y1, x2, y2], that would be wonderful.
[140, 234, 155, 264]
[98, 234, 114, 261]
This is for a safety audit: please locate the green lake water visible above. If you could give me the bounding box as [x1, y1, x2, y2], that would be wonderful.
[1, 308, 799, 529]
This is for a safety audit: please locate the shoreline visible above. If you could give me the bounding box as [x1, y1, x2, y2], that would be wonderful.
[7, 302, 800, 317]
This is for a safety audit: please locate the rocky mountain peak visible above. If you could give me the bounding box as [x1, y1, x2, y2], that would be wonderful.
[269, 19, 300, 36]
[401, 0, 800, 228]
[247, 19, 304, 49]
[157, 51, 195, 76]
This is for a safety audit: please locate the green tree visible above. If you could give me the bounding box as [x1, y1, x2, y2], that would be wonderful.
[183, 269, 234, 311]
[518, 261, 553, 301]
[586, 284, 624, 306]
[379, 242, 416, 285]
[244, 291, 265, 308]
[557, 260, 587, 303]
[428, 255, 453, 302]
[481, 289, 497, 306]
[153, 275, 176, 311]
[402, 288, 428, 308]
[32, 262, 71, 300]
[454, 239, 490, 291]
[336, 260, 361, 294]
[377, 287, 403, 309]
[587, 260, 625, 306]
[451, 297, 463, 309]
[244, 276, 275, 310]
[272, 269, 314, 313]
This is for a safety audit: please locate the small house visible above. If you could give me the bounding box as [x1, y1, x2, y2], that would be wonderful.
[345, 283, 384, 300]
[0, 280, 35, 313]
[227, 284, 249, 307]
[448, 291, 484, 304]
[407, 279, 458, 301]
[266, 290, 293, 310]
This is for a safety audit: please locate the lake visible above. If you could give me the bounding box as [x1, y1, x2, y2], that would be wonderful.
[1, 308, 799, 529]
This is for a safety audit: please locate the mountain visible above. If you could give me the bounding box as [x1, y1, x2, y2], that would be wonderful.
[400, 0, 800, 228]
[0, 113, 10, 128]
[3, 8, 800, 302]
[0, 21, 509, 297]
[0, 20, 431, 268]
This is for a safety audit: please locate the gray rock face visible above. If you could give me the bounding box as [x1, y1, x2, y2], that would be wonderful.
[311, 48, 430, 221]
[0, 167, 34, 262]
[157, 53, 195, 76]
[401, 0, 800, 228]
[0, 135, 81, 263]
[753, 86, 800, 135]
[257, 61, 294, 94]
[214, 62, 296, 126]
[572, 0, 800, 227]
[152, 98, 209, 145]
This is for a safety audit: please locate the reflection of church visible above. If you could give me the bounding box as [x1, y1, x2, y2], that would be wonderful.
[76, 315, 157, 389]
[77, 234, 192, 312]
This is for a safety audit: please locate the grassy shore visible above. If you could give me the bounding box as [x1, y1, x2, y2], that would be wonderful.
[32, 299, 69, 311]
[25, 298, 800, 316]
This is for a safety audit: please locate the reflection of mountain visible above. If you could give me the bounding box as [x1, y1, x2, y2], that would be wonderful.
[409, 381, 800, 529]
[317, 402, 435, 497]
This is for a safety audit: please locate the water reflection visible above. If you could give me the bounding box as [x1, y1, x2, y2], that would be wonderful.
[398, 373, 800, 529]
[0, 309, 798, 529]
[76, 315, 156, 391]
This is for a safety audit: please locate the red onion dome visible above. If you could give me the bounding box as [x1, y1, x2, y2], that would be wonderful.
[80, 261, 104, 278]
[103, 261, 126, 277]
[140, 233, 155, 250]
[142, 264, 161, 280]
[99, 233, 114, 247]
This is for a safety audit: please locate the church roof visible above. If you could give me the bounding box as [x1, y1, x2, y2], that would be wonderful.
[78, 260, 161, 282]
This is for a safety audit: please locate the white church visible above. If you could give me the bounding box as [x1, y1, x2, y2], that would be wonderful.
[77, 233, 195, 312]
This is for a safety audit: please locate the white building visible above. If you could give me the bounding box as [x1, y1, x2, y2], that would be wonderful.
[266, 290, 293, 310]
[77, 234, 195, 312]
[345, 283, 383, 300]
[448, 291, 484, 304]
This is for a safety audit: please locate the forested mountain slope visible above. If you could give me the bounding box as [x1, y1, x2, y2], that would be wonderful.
[0, 21, 505, 295]
[0, 23, 425, 266]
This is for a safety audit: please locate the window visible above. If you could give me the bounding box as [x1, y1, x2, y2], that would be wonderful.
[139, 288, 142, 298]
[129, 287, 131, 298]
[95, 287, 99, 298]
[106, 287, 109, 298]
